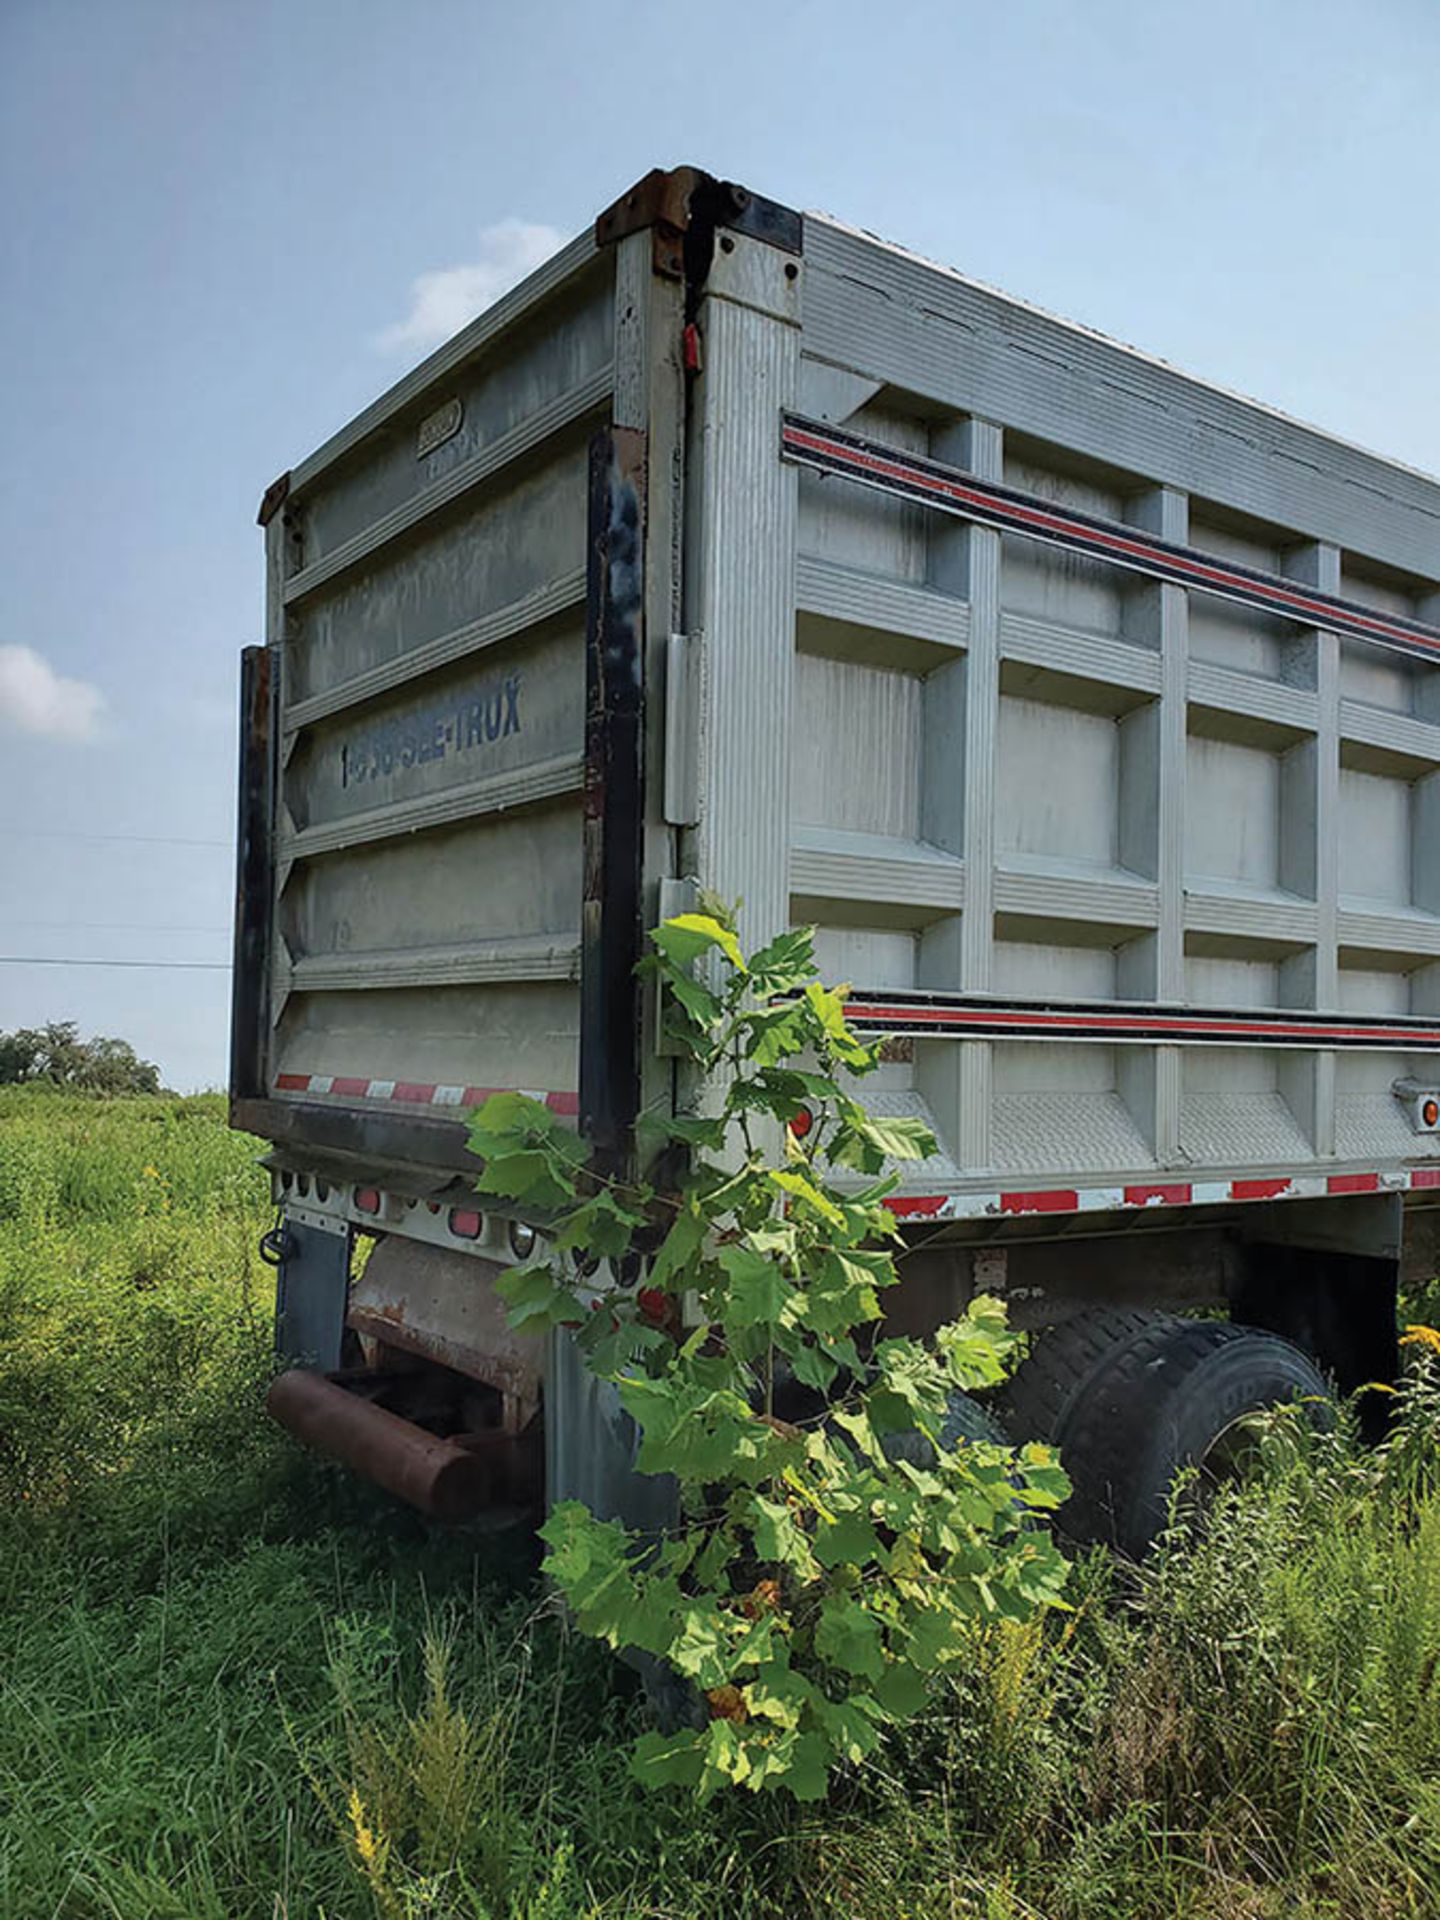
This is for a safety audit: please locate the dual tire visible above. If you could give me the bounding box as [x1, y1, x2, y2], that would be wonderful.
[998, 1309, 1330, 1560]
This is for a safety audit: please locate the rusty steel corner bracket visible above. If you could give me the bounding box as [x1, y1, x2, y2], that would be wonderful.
[257, 470, 291, 528]
[594, 166, 802, 280]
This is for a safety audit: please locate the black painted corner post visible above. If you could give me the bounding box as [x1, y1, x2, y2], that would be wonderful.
[580, 426, 647, 1175]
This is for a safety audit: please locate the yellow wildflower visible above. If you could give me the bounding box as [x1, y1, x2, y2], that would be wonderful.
[1399, 1325, 1440, 1356]
[347, 1786, 379, 1866]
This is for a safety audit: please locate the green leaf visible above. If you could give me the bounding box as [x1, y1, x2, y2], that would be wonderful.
[804, 1249, 890, 1334]
[813, 1693, 885, 1766]
[475, 1150, 577, 1210]
[802, 982, 878, 1069]
[814, 1504, 883, 1569]
[748, 1494, 816, 1573]
[665, 970, 726, 1033]
[814, 1594, 886, 1682]
[630, 1728, 706, 1791]
[871, 1657, 930, 1719]
[848, 1112, 939, 1163]
[648, 1206, 707, 1288]
[466, 1089, 555, 1142]
[669, 1607, 731, 1686]
[777, 1730, 833, 1801]
[746, 926, 817, 994]
[935, 1295, 1023, 1390]
[495, 1261, 581, 1331]
[539, 1504, 638, 1642]
[652, 913, 747, 975]
[636, 1107, 729, 1153]
[553, 1187, 641, 1258]
[743, 1665, 814, 1729]
[717, 1244, 790, 1330]
[785, 1341, 838, 1393]
[768, 1169, 846, 1228]
[741, 1003, 812, 1068]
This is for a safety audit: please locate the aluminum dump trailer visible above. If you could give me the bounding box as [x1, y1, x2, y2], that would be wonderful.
[232, 165, 1440, 1543]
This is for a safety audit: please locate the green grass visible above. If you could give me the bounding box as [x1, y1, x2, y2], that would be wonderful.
[2, 1087, 1439, 1919]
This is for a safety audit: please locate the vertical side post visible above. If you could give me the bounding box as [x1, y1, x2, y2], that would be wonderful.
[687, 232, 802, 958]
[921, 417, 1002, 1173]
[1129, 483, 1189, 1165]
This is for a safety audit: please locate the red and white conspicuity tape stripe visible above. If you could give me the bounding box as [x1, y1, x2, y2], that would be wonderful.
[272, 1074, 1440, 1217]
[273, 1072, 579, 1117]
[887, 1167, 1440, 1222]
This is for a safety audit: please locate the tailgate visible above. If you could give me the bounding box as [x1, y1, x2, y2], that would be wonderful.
[235, 235, 617, 1165]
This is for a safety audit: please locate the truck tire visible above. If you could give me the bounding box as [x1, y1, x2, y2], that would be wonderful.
[1001, 1311, 1331, 1559]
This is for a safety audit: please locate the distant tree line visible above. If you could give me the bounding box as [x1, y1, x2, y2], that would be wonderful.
[0, 1021, 162, 1095]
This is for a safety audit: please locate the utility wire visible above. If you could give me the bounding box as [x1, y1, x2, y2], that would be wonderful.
[0, 921, 231, 936]
[0, 828, 229, 850]
[1, 920, 231, 935]
[0, 957, 232, 971]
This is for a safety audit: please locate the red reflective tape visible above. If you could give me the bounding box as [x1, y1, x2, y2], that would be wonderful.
[1411, 1168, 1440, 1190]
[1231, 1178, 1292, 1201]
[1000, 1189, 1078, 1215]
[782, 420, 1440, 662]
[276, 1076, 579, 1115]
[842, 1000, 1440, 1047]
[885, 1194, 948, 1218]
[1328, 1172, 1381, 1195]
[1124, 1183, 1193, 1207]
[391, 1082, 438, 1105]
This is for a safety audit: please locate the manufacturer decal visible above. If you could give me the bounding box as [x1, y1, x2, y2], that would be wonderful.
[340, 674, 521, 787]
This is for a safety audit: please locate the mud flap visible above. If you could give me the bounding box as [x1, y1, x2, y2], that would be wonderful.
[544, 1328, 678, 1533]
[275, 1219, 350, 1372]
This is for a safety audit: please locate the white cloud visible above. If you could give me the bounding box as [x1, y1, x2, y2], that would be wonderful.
[0, 646, 105, 743]
[376, 219, 568, 354]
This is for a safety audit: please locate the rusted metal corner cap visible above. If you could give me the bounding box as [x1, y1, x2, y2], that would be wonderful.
[595, 167, 802, 257]
[257, 470, 291, 528]
[595, 166, 708, 248]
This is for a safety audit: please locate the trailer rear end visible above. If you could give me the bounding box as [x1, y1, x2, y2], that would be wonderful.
[233, 166, 1440, 1547]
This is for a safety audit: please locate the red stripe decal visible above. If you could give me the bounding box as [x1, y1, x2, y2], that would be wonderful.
[841, 1000, 1440, 1048]
[545, 1091, 581, 1116]
[1328, 1172, 1381, 1195]
[885, 1194, 948, 1218]
[1231, 1178, 1293, 1201]
[1411, 1168, 1440, 1190]
[782, 418, 1440, 664]
[275, 1073, 309, 1091]
[1125, 1183, 1193, 1207]
[1000, 1189, 1079, 1215]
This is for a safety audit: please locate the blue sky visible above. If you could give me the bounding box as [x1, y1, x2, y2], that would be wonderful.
[2, 0, 1437, 1090]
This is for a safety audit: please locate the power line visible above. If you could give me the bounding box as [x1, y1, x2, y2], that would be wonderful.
[0, 828, 229, 850]
[0, 920, 231, 935]
[0, 957, 232, 972]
